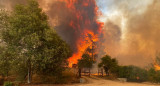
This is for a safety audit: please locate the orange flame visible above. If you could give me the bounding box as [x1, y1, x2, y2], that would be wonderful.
[68, 30, 100, 67]
[60, 0, 103, 67]
[154, 63, 160, 71]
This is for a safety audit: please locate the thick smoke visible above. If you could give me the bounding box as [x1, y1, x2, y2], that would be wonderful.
[98, 0, 160, 67]
[39, 0, 102, 53]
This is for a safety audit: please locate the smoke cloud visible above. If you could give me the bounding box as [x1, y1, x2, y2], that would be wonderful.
[98, 0, 160, 67]
[39, 0, 102, 54]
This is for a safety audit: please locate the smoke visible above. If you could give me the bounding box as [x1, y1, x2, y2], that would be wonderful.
[98, 0, 160, 67]
[0, 0, 26, 10]
[39, 0, 102, 53]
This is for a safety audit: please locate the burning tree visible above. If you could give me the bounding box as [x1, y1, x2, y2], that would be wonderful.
[45, 0, 103, 66]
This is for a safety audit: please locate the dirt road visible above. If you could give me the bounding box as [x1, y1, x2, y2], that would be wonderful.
[25, 76, 160, 86]
[64, 76, 160, 86]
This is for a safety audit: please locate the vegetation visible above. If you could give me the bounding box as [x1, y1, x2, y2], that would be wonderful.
[99, 54, 160, 83]
[3, 81, 13, 86]
[98, 55, 118, 76]
[78, 53, 95, 69]
[0, 0, 72, 84]
[117, 66, 148, 82]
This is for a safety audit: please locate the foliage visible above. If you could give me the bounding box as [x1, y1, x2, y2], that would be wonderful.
[3, 81, 13, 86]
[147, 55, 160, 83]
[32, 68, 79, 84]
[78, 53, 95, 68]
[1, 0, 72, 83]
[0, 9, 9, 32]
[117, 65, 148, 82]
[98, 55, 118, 75]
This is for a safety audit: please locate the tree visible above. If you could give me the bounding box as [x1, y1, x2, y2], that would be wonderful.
[1, 0, 71, 83]
[0, 9, 9, 32]
[0, 9, 14, 78]
[0, 47, 12, 77]
[78, 53, 95, 69]
[77, 53, 95, 77]
[98, 55, 118, 76]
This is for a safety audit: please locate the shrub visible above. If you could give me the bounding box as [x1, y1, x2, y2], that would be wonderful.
[32, 68, 79, 84]
[3, 81, 13, 86]
[117, 66, 148, 82]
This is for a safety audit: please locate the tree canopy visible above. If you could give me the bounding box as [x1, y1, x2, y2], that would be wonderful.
[98, 55, 118, 75]
[78, 53, 95, 68]
[0, 0, 72, 83]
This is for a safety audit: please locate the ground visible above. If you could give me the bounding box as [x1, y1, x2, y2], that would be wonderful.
[23, 76, 160, 86]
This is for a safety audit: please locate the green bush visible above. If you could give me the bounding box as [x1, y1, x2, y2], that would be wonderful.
[3, 81, 13, 86]
[148, 68, 160, 83]
[117, 66, 148, 82]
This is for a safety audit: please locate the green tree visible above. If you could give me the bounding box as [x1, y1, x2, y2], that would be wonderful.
[0, 9, 9, 32]
[0, 47, 13, 77]
[78, 53, 95, 68]
[1, 0, 71, 83]
[98, 55, 118, 76]
[0, 9, 14, 78]
[77, 53, 95, 77]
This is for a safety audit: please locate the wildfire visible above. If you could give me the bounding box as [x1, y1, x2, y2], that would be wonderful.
[154, 63, 160, 71]
[68, 30, 100, 67]
[59, 0, 103, 67]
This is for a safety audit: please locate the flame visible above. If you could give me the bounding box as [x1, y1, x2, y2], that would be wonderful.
[68, 30, 100, 67]
[154, 63, 160, 71]
[59, 0, 103, 67]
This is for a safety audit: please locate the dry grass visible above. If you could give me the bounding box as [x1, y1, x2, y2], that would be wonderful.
[31, 68, 79, 84]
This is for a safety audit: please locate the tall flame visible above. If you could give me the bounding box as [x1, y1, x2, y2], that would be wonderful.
[68, 30, 100, 67]
[58, 0, 103, 67]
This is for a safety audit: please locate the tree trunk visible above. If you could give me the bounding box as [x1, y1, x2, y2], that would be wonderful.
[27, 59, 31, 84]
[79, 68, 81, 78]
[101, 68, 103, 76]
[89, 68, 90, 77]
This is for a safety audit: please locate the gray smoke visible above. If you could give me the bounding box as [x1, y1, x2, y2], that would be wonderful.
[98, 0, 160, 67]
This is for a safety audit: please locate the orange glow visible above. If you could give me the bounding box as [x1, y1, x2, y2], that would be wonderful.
[154, 63, 160, 71]
[59, 0, 104, 67]
[68, 30, 100, 67]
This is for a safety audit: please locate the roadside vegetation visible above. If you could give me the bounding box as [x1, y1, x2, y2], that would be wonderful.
[98, 54, 160, 83]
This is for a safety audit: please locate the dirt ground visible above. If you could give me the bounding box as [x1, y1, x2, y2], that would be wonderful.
[24, 76, 160, 86]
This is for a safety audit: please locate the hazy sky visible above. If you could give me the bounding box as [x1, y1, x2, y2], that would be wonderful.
[97, 0, 160, 67]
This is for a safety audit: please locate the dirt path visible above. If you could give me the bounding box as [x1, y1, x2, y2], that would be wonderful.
[24, 76, 160, 86]
[64, 76, 160, 86]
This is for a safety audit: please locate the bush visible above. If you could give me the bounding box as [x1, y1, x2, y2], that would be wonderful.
[3, 81, 13, 86]
[148, 68, 160, 83]
[117, 66, 148, 82]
